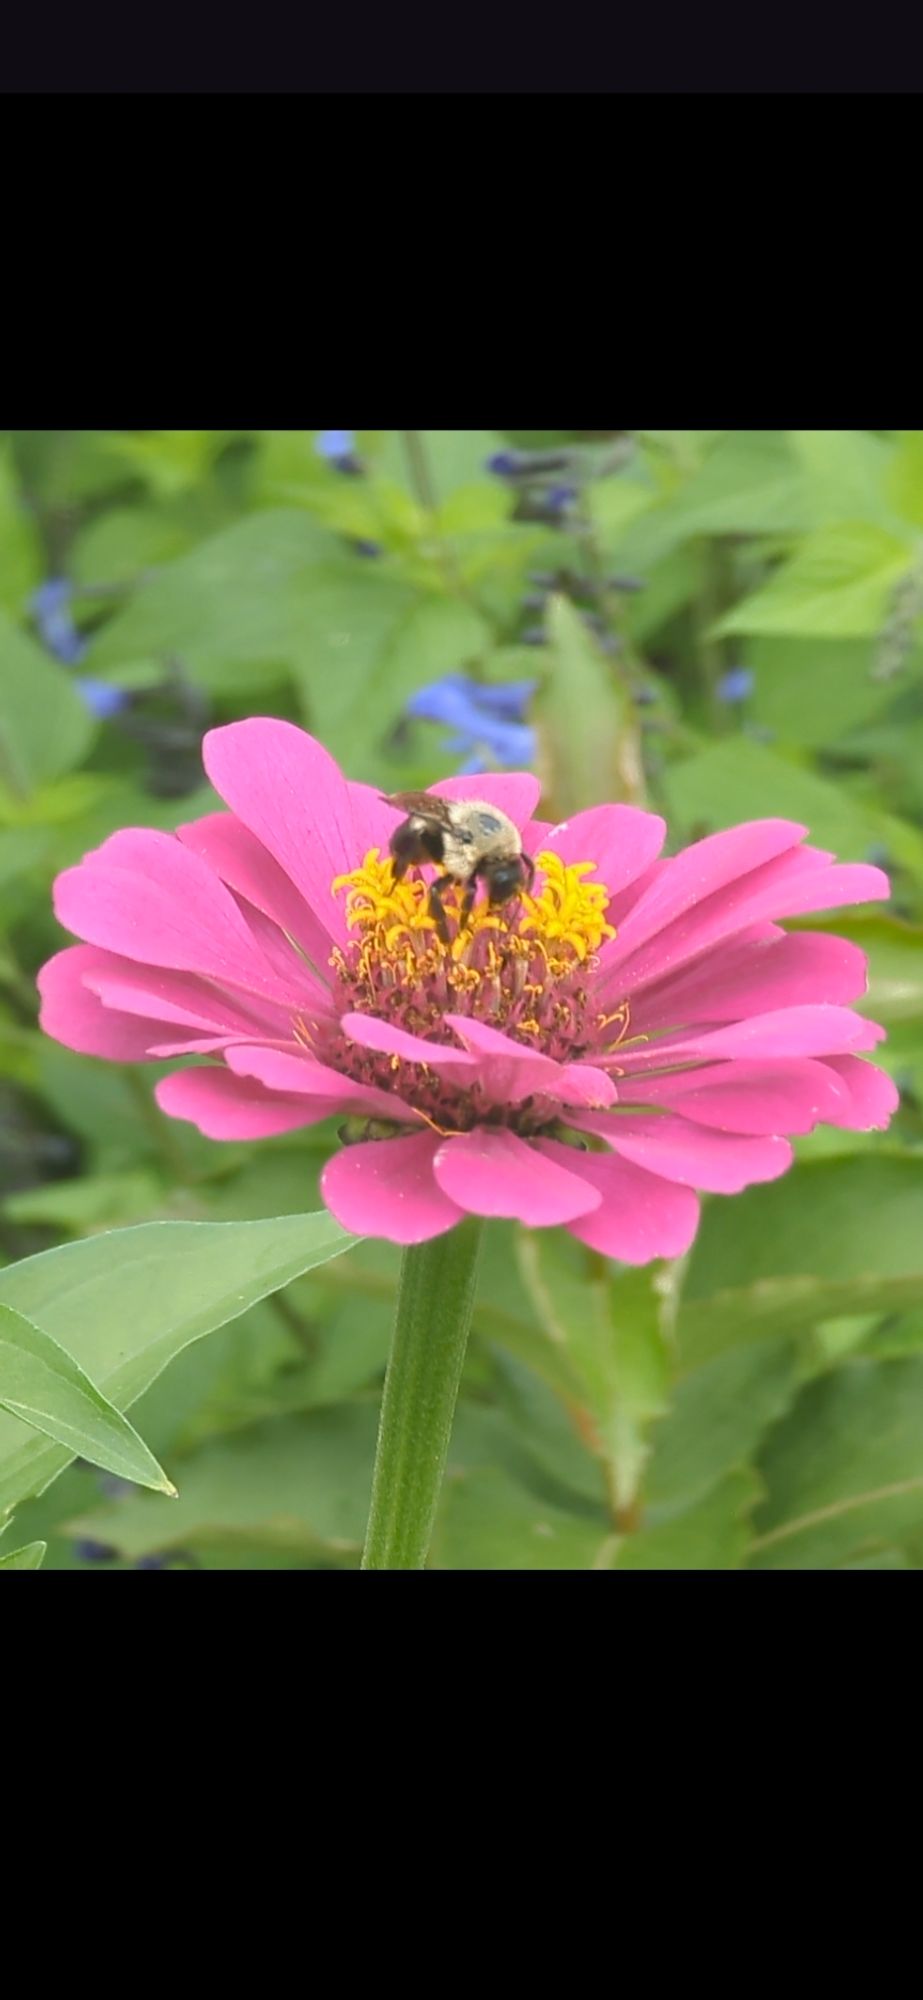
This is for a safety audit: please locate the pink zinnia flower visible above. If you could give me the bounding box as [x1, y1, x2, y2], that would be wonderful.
[38, 718, 898, 1260]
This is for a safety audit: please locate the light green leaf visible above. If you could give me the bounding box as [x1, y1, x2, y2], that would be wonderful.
[90, 509, 349, 694]
[750, 1358, 923, 1568]
[0, 1211, 357, 1512]
[613, 1469, 761, 1570]
[680, 1157, 923, 1365]
[0, 1540, 46, 1570]
[887, 430, 923, 529]
[433, 1463, 608, 1571]
[0, 445, 42, 613]
[0, 1302, 174, 1493]
[515, 1231, 671, 1512]
[643, 1340, 800, 1513]
[534, 593, 642, 815]
[335, 593, 490, 769]
[0, 613, 96, 797]
[65, 1406, 379, 1561]
[747, 636, 895, 746]
[786, 430, 897, 531]
[100, 430, 230, 496]
[662, 734, 923, 885]
[717, 523, 913, 638]
[374, 431, 509, 502]
[612, 432, 812, 569]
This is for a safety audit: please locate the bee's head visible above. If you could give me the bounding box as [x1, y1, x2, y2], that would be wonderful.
[486, 855, 529, 904]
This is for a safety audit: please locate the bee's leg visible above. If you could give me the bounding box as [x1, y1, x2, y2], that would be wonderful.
[458, 879, 479, 930]
[522, 852, 536, 891]
[428, 875, 455, 945]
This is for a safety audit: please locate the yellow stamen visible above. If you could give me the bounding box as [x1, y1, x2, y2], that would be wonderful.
[331, 846, 614, 966]
[520, 852, 615, 960]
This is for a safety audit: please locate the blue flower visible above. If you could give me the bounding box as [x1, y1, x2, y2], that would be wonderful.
[486, 451, 520, 477]
[407, 673, 537, 774]
[717, 665, 754, 705]
[31, 578, 87, 665]
[31, 577, 129, 718]
[74, 1538, 117, 1563]
[316, 429, 355, 461]
[75, 677, 128, 719]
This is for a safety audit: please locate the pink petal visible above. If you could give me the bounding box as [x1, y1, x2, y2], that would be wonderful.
[599, 845, 890, 1000]
[430, 770, 542, 830]
[537, 802, 667, 901]
[606, 819, 809, 964]
[85, 960, 287, 1038]
[37, 946, 182, 1062]
[821, 1055, 901, 1130]
[202, 719, 363, 944]
[176, 811, 334, 973]
[533, 1142, 701, 1263]
[441, 1013, 616, 1109]
[581, 1114, 793, 1192]
[622, 1058, 854, 1134]
[432, 1128, 601, 1225]
[663, 1004, 885, 1062]
[340, 1011, 479, 1075]
[631, 930, 869, 1034]
[321, 1132, 463, 1244]
[223, 1042, 421, 1124]
[53, 828, 303, 1005]
[155, 1068, 321, 1139]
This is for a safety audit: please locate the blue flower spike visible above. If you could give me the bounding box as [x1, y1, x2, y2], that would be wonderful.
[407, 673, 537, 775]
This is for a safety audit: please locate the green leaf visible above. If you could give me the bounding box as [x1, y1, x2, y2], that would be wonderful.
[100, 430, 230, 496]
[432, 1463, 608, 1571]
[89, 509, 349, 694]
[374, 431, 509, 502]
[643, 1340, 800, 1513]
[613, 1469, 761, 1570]
[750, 1358, 923, 1568]
[0, 444, 42, 614]
[0, 612, 96, 797]
[71, 504, 193, 587]
[65, 1406, 379, 1561]
[0, 1540, 46, 1570]
[680, 1156, 923, 1365]
[0, 1302, 174, 1493]
[0, 1212, 357, 1512]
[717, 523, 913, 638]
[662, 734, 923, 886]
[886, 430, 923, 529]
[335, 594, 490, 769]
[610, 432, 813, 569]
[786, 430, 898, 531]
[533, 593, 641, 815]
[747, 636, 895, 747]
[515, 1231, 671, 1513]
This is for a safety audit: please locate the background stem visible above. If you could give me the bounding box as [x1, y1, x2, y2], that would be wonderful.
[361, 1220, 483, 1570]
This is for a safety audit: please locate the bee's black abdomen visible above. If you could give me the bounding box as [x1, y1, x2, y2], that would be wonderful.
[419, 824, 445, 864]
[389, 818, 446, 878]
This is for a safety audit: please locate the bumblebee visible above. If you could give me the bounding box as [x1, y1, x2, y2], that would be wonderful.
[382, 791, 535, 943]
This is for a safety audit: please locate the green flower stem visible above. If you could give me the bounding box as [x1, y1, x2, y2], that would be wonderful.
[361, 1220, 483, 1570]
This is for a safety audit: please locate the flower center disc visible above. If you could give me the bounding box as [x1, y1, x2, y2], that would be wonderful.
[328, 848, 614, 1065]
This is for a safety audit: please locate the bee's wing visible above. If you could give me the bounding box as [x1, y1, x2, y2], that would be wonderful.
[380, 790, 454, 827]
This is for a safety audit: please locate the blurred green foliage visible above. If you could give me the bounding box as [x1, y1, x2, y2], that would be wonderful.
[2, 428, 923, 1571]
